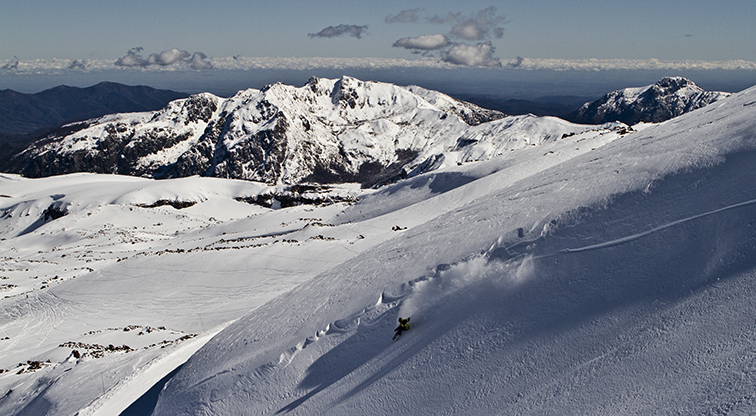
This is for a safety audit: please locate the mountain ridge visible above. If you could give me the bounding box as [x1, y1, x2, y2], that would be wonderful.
[568, 76, 730, 124]
[7, 76, 621, 187]
[0, 81, 189, 135]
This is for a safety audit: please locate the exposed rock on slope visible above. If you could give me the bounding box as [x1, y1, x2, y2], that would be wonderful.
[570, 76, 729, 125]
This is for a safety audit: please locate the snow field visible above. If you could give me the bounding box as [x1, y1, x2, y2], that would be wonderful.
[154, 85, 756, 414]
[0, 84, 755, 414]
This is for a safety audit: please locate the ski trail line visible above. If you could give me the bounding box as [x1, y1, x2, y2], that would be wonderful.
[553, 197, 756, 255]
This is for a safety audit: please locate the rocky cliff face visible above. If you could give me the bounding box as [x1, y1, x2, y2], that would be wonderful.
[9, 76, 612, 187]
[570, 77, 730, 125]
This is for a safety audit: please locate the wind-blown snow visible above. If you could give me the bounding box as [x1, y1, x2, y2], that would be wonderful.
[1, 83, 756, 415]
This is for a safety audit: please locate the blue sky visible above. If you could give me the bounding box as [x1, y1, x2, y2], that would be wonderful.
[2, 0, 756, 96]
[2, 0, 755, 63]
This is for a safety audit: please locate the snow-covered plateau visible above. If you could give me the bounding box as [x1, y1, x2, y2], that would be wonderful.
[1, 80, 756, 415]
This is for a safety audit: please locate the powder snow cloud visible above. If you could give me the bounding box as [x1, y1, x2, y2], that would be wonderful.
[308, 25, 368, 39]
[114, 47, 213, 70]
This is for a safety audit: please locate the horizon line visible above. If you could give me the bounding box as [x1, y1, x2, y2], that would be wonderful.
[3, 56, 756, 75]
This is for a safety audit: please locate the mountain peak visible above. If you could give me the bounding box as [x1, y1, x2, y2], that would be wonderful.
[569, 76, 729, 125]
[10, 77, 597, 187]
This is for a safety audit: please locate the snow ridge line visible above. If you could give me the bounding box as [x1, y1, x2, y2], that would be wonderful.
[76, 325, 230, 416]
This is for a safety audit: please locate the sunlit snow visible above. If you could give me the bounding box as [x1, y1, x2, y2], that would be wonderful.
[1, 83, 756, 415]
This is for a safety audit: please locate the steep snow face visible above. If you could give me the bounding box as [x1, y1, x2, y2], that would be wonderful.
[403, 85, 506, 126]
[572, 76, 730, 124]
[10, 77, 614, 187]
[152, 86, 756, 415]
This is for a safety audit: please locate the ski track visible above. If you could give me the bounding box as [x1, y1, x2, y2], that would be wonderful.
[252, 189, 756, 413]
[557, 196, 756, 255]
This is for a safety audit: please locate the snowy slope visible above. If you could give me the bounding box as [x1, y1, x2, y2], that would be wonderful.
[152, 86, 756, 414]
[10, 77, 617, 187]
[0, 83, 755, 415]
[571, 76, 730, 124]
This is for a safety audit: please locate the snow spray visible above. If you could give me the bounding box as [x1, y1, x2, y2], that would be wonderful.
[398, 254, 535, 318]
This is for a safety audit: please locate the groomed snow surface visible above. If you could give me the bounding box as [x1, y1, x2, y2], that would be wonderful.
[1, 85, 756, 415]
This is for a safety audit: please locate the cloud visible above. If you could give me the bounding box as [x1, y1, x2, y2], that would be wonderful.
[1, 57, 19, 70]
[308, 24, 368, 39]
[508, 56, 524, 68]
[393, 34, 451, 51]
[450, 7, 506, 40]
[386, 9, 420, 24]
[146, 48, 190, 66]
[68, 59, 87, 70]
[190, 52, 213, 70]
[427, 12, 463, 25]
[115, 47, 147, 67]
[114, 47, 212, 69]
[442, 42, 502, 67]
[8, 56, 756, 75]
[392, 7, 508, 67]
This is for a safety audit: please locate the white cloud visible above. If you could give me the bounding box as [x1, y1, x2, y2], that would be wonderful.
[114, 47, 147, 67]
[114, 47, 212, 70]
[146, 48, 190, 66]
[190, 52, 213, 70]
[393, 34, 451, 51]
[442, 42, 502, 67]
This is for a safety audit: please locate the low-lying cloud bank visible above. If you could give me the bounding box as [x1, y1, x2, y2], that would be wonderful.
[2, 56, 756, 75]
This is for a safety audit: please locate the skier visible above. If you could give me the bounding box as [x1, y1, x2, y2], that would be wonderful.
[393, 317, 410, 341]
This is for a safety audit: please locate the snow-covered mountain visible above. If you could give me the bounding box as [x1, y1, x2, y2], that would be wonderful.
[1, 80, 756, 415]
[8, 77, 620, 187]
[570, 76, 730, 124]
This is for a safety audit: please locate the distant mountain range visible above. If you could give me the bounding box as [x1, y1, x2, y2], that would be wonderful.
[567, 76, 730, 125]
[0, 81, 189, 135]
[1, 77, 731, 184]
[0, 82, 188, 168]
[6, 76, 625, 187]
